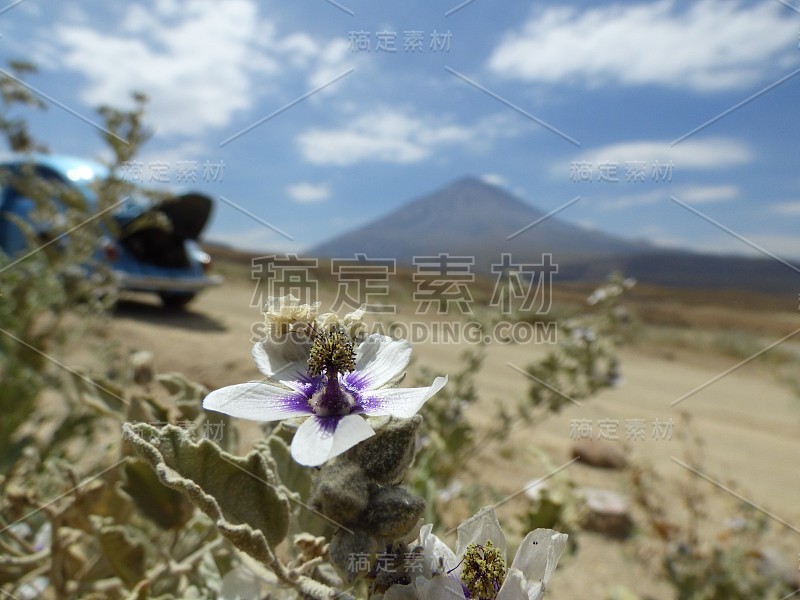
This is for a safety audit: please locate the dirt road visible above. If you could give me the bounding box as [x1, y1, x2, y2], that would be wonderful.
[102, 277, 800, 598]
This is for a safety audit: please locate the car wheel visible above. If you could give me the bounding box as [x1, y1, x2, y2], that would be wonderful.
[159, 291, 196, 309]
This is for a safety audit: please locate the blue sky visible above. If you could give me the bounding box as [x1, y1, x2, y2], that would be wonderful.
[3, 0, 800, 259]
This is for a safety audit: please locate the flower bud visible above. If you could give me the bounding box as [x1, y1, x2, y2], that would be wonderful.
[344, 416, 422, 485]
[365, 486, 426, 540]
[310, 462, 372, 525]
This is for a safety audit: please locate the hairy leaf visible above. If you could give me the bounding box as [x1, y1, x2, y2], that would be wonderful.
[267, 435, 312, 499]
[122, 423, 289, 548]
[157, 372, 207, 420]
[70, 371, 127, 415]
[97, 524, 146, 588]
[122, 459, 194, 530]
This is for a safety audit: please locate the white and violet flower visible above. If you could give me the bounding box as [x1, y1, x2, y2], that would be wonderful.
[203, 296, 447, 467]
[408, 507, 568, 600]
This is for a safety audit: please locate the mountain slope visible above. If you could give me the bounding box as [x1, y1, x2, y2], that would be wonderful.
[307, 177, 799, 294]
[310, 177, 648, 269]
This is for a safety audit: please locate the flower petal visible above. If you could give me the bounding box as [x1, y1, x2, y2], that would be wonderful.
[417, 524, 458, 577]
[353, 334, 412, 389]
[526, 583, 544, 600]
[383, 583, 417, 600]
[455, 507, 506, 566]
[290, 414, 375, 467]
[507, 529, 568, 595]
[203, 382, 311, 421]
[281, 373, 322, 396]
[252, 334, 311, 380]
[495, 568, 528, 600]
[360, 376, 448, 418]
[414, 574, 466, 600]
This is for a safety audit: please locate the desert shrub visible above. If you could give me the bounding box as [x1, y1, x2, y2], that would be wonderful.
[630, 414, 796, 599]
[0, 81, 709, 598]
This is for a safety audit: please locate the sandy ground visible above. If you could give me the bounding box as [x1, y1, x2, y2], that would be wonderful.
[75, 275, 800, 599]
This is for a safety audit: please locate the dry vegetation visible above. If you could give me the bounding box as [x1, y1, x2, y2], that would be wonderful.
[68, 248, 798, 599]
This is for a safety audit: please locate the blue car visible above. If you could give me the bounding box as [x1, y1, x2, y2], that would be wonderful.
[0, 154, 222, 307]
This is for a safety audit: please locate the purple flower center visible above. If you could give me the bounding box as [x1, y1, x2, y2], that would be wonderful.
[305, 326, 360, 417]
[311, 373, 357, 417]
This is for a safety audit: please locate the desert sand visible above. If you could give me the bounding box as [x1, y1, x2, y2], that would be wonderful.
[94, 270, 800, 599]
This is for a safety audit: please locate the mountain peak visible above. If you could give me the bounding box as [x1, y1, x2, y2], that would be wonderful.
[449, 175, 497, 189]
[437, 175, 512, 197]
[310, 176, 647, 268]
[402, 176, 532, 217]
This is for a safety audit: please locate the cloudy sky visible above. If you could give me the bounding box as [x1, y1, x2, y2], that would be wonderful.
[4, 0, 800, 259]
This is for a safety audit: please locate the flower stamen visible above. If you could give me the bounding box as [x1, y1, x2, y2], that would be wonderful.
[308, 327, 356, 377]
[460, 540, 506, 600]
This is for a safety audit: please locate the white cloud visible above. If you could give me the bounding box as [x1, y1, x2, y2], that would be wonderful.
[277, 33, 321, 69]
[481, 173, 509, 188]
[568, 137, 752, 173]
[307, 39, 353, 90]
[488, 0, 796, 92]
[52, 0, 273, 137]
[45, 0, 349, 138]
[598, 184, 737, 212]
[286, 182, 331, 203]
[685, 233, 800, 260]
[771, 201, 800, 216]
[639, 226, 800, 259]
[296, 109, 514, 166]
[675, 184, 739, 203]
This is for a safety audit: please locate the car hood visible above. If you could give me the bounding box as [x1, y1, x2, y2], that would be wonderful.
[116, 193, 213, 241]
[156, 193, 213, 240]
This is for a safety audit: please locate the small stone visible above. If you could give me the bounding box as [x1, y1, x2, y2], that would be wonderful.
[755, 546, 800, 588]
[130, 351, 155, 385]
[579, 487, 633, 539]
[571, 439, 628, 469]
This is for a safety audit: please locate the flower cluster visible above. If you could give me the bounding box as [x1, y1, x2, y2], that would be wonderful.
[203, 295, 448, 466]
[586, 276, 636, 306]
[383, 507, 568, 600]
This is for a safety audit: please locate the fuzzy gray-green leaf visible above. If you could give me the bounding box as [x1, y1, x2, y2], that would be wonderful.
[122, 423, 290, 547]
[267, 435, 312, 499]
[97, 524, 146, 588]
[122, 459, 194, 530]
[157, 372, 207, 420]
